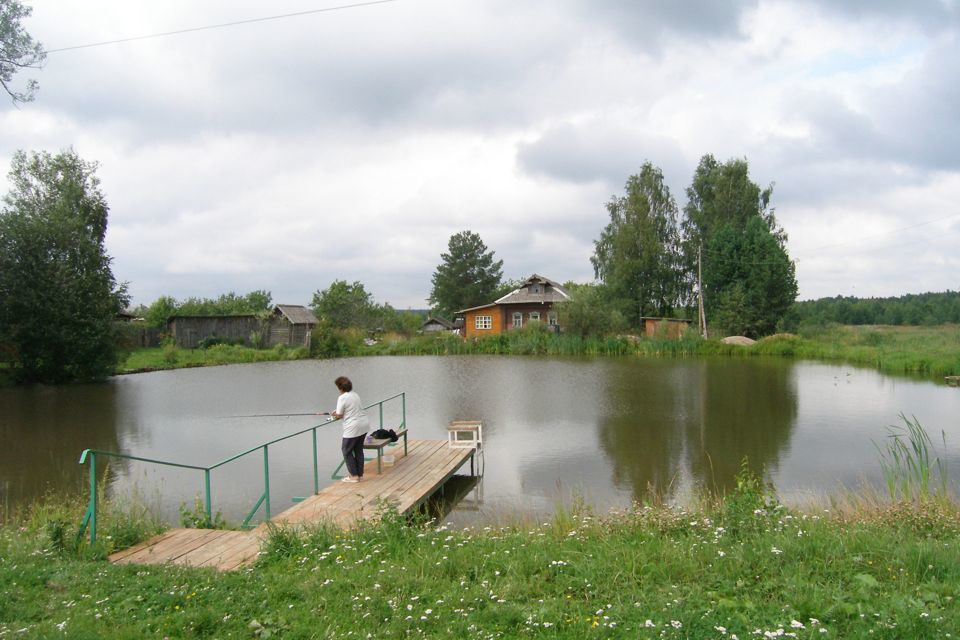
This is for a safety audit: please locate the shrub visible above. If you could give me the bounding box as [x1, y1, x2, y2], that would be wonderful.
[197, 335, 245, 349]
[722, 459, 782, 536]
[179, 496, 227, 529]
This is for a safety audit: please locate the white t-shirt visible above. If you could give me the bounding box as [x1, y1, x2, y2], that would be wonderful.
[336, 391, 370, 438]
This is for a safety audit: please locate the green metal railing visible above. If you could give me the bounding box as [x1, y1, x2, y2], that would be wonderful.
[77, 392, 406, 544]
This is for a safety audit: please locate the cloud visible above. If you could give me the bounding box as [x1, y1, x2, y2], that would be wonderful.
[564, 0, 759, 48]
[775, 38, 960, 173]
[517, 121, 688, 188]
[807, 0, 960, 32]
[3, 0, 959, 309]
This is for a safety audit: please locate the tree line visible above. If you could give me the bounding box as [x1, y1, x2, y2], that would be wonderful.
[0, 149, 798, 384]
[780, 291, 960, 329]
[137, 282, 427, 336]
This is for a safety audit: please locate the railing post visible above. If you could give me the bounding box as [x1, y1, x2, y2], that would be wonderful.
[312, 428, 319, 494]
[402, 392, 406, 427]
[204, 469, 212, 526]
[89, 451, 98, 544]
[263, 446, 271, 520]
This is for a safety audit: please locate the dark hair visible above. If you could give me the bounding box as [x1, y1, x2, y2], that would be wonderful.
[334, 376, 352, 392]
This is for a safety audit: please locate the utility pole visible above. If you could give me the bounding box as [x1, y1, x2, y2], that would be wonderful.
[698, 244, 708, 339]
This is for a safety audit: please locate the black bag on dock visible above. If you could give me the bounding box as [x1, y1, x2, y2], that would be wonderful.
[370, 428, 398, 442]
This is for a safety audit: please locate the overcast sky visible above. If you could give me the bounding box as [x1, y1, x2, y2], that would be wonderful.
[2, 0, 959, 309]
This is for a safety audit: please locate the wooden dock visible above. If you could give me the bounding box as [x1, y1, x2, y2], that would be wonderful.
[109, 439, 475, 571]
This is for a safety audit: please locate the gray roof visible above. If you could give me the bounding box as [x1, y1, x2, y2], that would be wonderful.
[422, 316, 455, 329]
[456, 274, 571, 313]
[274, 305, 318, 325]
[494, 274, 571, 305]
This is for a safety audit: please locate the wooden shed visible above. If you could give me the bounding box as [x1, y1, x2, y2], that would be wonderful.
[271, 305, 317, 348]
[168, 315, 260, 348]
[641, 317, 693, 340]
[422, 316, 455, 333]
[168, 305, 317, 349]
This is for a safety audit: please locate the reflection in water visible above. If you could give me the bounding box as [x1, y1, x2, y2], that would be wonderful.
[1, 356, 957, 524]
[0, 382, 125, 509]
[686, 360, 798, 492]
[599, 358, 799, 499]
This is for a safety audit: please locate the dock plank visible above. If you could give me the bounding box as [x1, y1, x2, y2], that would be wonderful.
[108, 439, 475, 571]
[173, 531, 259, 568]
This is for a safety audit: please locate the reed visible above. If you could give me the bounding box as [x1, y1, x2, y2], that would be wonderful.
[874, 414, 949, 502]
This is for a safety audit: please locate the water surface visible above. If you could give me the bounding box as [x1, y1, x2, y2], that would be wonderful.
[2, 356, 957, 524]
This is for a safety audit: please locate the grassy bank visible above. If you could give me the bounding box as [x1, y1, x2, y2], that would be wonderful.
[2, 481, 958, 639]
[117, 342, 310, 374]
[751, 324, 960, 379]
[111, 323, 960, 380]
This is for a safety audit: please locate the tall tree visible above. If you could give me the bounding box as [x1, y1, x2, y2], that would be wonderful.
[682, 155, 796, 337]
[428, 230, 503, 319]
[311, 280, 378, 330]
[1, 0, 46, 104]
[704, 218, 797, 338]
[682, 154, 781, 247]
[591, 162, 682, 326]
[0, 149, 128, 383]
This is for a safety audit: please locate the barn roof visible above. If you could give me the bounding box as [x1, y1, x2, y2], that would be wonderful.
[274, 305, 318, 325]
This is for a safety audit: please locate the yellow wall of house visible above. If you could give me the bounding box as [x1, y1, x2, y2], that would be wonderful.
[463, 307, 502, 338]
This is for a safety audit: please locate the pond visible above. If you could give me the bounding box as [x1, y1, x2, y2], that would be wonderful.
[1, 356, 958, 526]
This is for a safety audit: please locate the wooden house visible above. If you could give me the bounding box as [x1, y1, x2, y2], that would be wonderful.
[168, 305, 317, 349]
[457, 274, 570, 339]
[640, 317, 693, 339]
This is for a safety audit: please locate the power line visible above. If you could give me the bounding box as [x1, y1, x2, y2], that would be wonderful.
[696, 211, 958, 265]
[801, 212, 960, 253]
[43, 0, 401, 54]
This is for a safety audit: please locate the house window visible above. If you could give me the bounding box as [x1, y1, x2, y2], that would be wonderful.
[531, 284, 542, 294]
[512, 312, 522, 328]
[529, 311, 540, 322]
[475, 315, 492, 330]
[548, 311, 557, 325]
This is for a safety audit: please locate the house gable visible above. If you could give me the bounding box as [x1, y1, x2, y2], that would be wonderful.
[494, 274, 570, 305]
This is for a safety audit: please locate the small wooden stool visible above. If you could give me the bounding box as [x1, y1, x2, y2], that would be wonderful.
[447, 420, 482, 449]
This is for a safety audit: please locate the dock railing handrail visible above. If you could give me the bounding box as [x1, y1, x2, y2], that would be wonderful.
[77, 392, 406, 544]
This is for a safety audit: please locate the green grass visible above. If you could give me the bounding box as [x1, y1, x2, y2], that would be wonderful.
[367, 323, 960, 378]
[108, 323, 960, 380]
[2, 479, 958, 639]
[117, 342, 310, 374]
[752, 324, 960, 378]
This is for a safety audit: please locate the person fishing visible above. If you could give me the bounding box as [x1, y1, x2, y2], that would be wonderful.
[329, 376, 369, 483]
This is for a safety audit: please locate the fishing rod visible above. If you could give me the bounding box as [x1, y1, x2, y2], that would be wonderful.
[218, 412, 334, 419]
